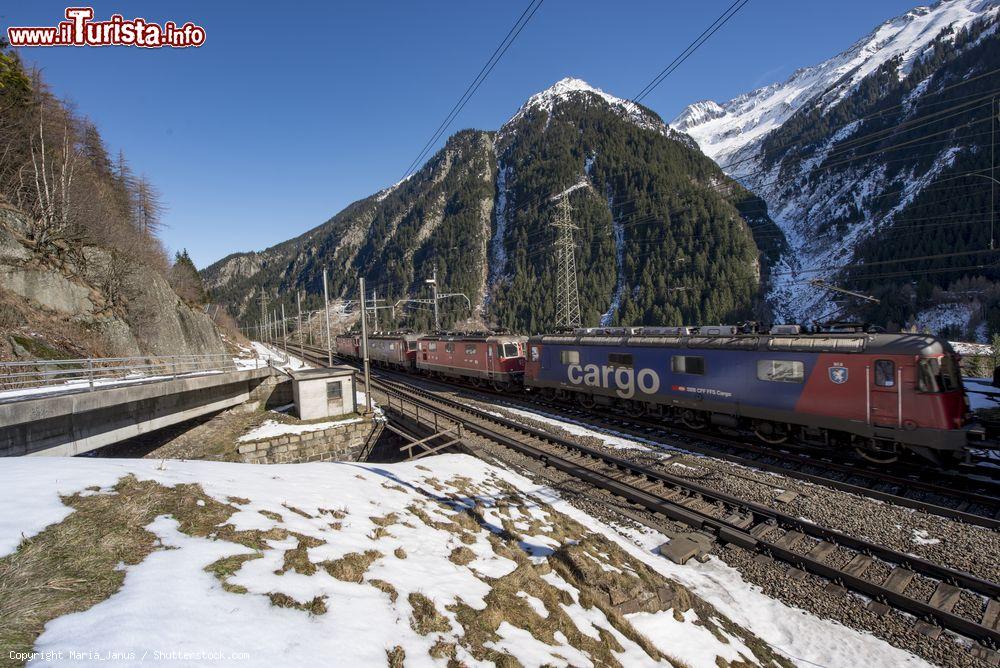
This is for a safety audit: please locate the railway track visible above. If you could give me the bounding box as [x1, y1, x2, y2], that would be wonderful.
[368, 374, 1000, 656]
[281, 342, 1000, 653]
[286, 342, 1000, 529]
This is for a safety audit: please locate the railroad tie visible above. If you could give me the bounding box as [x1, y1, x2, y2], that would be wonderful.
[983, 598, 1000, 632]
[787, 538, 835, 580]
[721, 512, 754, 530]
[928, 582, 962, 613]
[634, 478, 661, 492]
[772, 530, 804, 550]
[911, 583, 962, 639]
[805, 540, 836, 562]
[827, 554, 874, 596]
[867, 568, 915, 616]
[682, 497, 715, 514]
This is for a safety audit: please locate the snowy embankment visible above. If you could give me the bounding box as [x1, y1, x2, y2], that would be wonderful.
[965, 377, 999, 411]
[233, 342, 310, 372]
[0, 455, 929, 667]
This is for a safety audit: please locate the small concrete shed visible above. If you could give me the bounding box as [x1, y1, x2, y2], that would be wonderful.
[290, 367, 357, 420]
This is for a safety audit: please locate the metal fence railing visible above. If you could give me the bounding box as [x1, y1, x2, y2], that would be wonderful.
[0, 353, 239, 397]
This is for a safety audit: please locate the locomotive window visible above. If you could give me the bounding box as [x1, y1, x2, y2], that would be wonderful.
[388, 343, 395, 351]
[918, 357, 960, 393]
[874, 360, 895, 387]
[671, 355, 704, 375]
[608, 353, 633, 367]
[560, 350, 580, 365]
[757, 360, 804, 383]
[465, 344, 477, 355]
[408, 342, 417, 351]
[428, 342, 437, 351]
[530, 346, 540, 362]
[445, 343, 455, 353]
[502, 343, 519, 358]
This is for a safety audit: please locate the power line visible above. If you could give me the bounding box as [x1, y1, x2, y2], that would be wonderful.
[400, 0, 544, 181]
[633, 0, 750, 104]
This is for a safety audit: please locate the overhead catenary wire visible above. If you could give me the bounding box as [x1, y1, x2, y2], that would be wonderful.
[633, 0, 751, 104]
[399, 0, 544, 181]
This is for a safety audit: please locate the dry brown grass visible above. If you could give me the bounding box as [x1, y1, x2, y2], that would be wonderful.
[394, 547, 407, 560]
[318, 506, 348, 520]
[322, 550, 382, 583]
[276, 534, 323, 576]
[408, 592, 451, 635]
[448, 546, 475, 566]
[368, 579, 398, 603]
[385, 645, 405, 668]
[428, 638, 457, 661]
[282, 504, 314, 519]
[268, 592, 327, 616]
[205, 553, 263, 594]
[371, 512, 399, 527]
[0, 476, 236, 658]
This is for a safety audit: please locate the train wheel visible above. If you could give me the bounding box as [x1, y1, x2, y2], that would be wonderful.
[577, 393, 596, 409]
[625, 401, 645, 417]
[680, 409, 707, 430]
[753, 422, 788, 444]
[854, 439, 899, 464]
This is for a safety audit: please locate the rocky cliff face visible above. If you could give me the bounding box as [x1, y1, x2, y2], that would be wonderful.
[0, 205, 226, 361]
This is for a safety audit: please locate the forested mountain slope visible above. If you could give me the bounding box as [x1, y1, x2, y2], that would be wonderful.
[204, 79, 784, 333]
[673, 0, 1000, 338]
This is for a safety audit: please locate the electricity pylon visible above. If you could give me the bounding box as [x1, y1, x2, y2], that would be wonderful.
[551, 195, 581, 328]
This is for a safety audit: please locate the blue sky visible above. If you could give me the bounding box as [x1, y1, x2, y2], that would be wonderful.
[4, 1, 919, 267]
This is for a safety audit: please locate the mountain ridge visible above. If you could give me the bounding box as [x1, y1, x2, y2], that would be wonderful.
[204, 77, 781, 332]
[669, 0, 1000, 335]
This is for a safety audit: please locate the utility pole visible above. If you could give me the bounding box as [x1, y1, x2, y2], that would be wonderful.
[552, 195, 582, 328]
[359, 277, 372, 414]
[272, 309, 278, 346]
[296, 291, 304, 361]
[323, 269, 332, 367]
[281, 304, 288, 352]
[992, 96, 997, 250]
[258, 288, 270, 345]
[426, 268, 440, 331]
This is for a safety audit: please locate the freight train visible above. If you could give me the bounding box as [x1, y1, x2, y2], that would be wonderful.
[332, 325, 976, 465]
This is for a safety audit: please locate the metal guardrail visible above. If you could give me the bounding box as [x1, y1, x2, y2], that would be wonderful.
[0, 353, 240, 395]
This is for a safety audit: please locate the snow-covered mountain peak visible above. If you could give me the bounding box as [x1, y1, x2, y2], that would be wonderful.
[671, 0, 1000, 168]
[502, 77, 670, 138]
[671, 100, 726, 132]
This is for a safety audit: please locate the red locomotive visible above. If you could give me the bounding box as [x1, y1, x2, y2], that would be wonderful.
[366, 333, 420, 371]
[415, 332, 527, 390]
[335, 334, 359, 359]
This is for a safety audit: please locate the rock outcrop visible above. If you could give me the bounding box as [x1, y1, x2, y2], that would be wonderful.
[0, 205, 226, 360]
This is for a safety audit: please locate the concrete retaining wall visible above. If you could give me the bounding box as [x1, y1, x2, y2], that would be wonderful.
[236, 417, 372, 464]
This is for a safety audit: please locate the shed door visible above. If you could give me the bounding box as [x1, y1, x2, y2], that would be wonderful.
[870, 360, 899, 427]
[327, 380, 344, 415]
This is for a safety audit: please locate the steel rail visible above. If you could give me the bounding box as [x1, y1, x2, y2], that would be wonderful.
[372, 377, 1000, 648]
[292, 342, 1000, 528]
